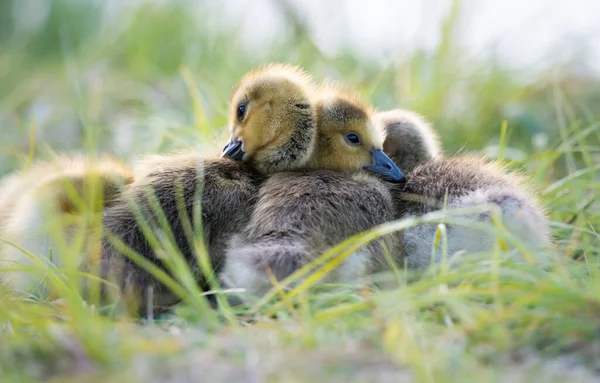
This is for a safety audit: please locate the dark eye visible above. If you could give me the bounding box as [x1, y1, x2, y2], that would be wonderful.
[237, 102, 247, 121]
[344, 132, 361, 146]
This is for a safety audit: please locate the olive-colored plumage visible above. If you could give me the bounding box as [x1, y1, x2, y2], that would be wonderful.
[379, 110, 551, 268]
[226, 63, 318, 173]
[0, 155, 133, 292]
[221, 88, 401, 298]
[98, 64, 318, 312]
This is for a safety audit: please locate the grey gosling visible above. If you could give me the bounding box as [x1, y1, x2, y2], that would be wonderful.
[0, 155, 133, 293]
[221, 87, 405, 299]
[99, 64, 319, 313]
[377, 109, 551, 269]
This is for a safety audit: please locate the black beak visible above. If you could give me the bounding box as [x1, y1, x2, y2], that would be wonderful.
[221, 140, 245, 161]
[364, 149, 406, 183]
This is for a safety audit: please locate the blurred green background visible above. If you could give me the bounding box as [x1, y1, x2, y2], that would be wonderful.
[1, 3, 600, 380]
[1, 0, 599, 175]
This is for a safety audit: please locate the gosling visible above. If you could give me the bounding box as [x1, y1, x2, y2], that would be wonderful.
[221, 86, 405, 299]
[377, 109, 551, 268]
[0, 155, 133, 293]
[99, 64, 319, 312]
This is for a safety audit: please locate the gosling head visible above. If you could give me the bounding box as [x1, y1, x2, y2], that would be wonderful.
[372, 109, 441, 173]
[308, 86, 405, 183]
[221, 63, 317, 173]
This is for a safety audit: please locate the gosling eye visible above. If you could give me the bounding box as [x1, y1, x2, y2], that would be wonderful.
[344, 132, 361, 146]
[237, 102, 248, 121]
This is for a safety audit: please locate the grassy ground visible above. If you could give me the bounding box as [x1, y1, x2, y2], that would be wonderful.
[1, 1, 600, 382]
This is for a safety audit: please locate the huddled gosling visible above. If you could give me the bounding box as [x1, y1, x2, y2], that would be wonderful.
[221, 86, 404, 299]
[99, 64, 320, 312]
[0, 155, 133, 292]
[376, 109, 551, 268]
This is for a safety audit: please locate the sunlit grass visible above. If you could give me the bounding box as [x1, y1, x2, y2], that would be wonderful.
[1, 111, 598, 382]
[1, 0, 599, 381]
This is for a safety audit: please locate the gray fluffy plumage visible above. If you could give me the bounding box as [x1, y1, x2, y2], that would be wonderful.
[99, 156, 265, 312]
[221, 170, 396, 298]
[379, 109, 551, 268]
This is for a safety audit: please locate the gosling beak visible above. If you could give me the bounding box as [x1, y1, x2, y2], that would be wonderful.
[221, 140, 245, 161]
[364, 149, 406, 183]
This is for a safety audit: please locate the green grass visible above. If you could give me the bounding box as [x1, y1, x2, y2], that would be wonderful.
[1, 1, 599, 381]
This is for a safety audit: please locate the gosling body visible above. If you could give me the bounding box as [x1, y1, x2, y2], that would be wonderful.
[222, 88, 403, 298]
[393, 156, 550, 268]
[0, 155, 133, 292]
[223, 170, 396, 297]
[99, 64, 318, 312]
[100, 155, 264, 308]
[378, 110, 551, 268]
